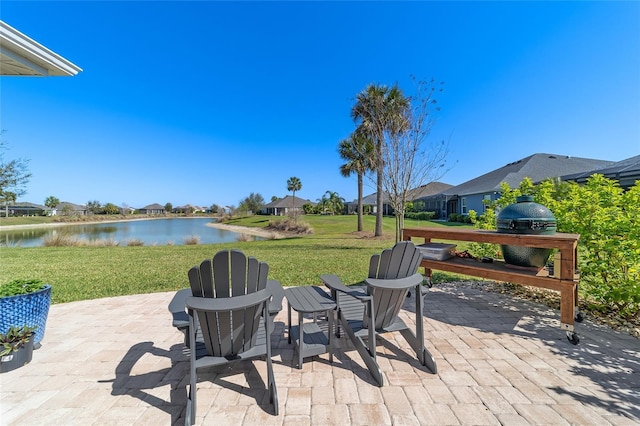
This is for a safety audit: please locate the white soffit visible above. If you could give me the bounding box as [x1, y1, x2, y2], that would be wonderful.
[0, 20, 82, 76]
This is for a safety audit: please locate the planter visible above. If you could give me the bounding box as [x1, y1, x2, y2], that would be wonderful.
[497, 196, 556, 268]
[0, 335, 34, 373]
[0, 285, 51, 347]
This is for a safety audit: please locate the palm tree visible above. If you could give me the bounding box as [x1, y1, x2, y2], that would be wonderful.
[287, 176, 302, 221]
[339, 129, 375, 231]
[351, 84, 410, 236]
[317, 190, 345, 215]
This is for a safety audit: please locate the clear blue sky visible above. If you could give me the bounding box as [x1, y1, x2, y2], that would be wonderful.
[2, 1, 639, 209]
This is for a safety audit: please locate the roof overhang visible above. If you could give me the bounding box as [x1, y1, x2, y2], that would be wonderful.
[0, 20, 82, 76]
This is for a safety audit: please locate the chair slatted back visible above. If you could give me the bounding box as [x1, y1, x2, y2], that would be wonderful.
[187, 250, 269, 357]
[366, 241, 423, 329]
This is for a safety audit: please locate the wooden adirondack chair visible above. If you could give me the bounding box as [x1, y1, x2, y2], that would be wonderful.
[183, 249, 279, 425]
[321, 241, 437, 386]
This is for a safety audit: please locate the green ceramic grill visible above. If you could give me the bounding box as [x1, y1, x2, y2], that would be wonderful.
[496, 195, 556, 268]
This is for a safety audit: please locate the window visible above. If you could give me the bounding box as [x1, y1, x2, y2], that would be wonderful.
[483, 194, 492, 212]
[461, 197, 467, 214]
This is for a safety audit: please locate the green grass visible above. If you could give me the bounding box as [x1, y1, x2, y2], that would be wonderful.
[0, 214, 469, 304]
[0, 216, 57, 226]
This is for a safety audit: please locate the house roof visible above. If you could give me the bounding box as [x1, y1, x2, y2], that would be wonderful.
[9, 202, 47, 210]
[262, 195, 315, 208]
[58, 202, 86, 210]
[561, 155, 640, 188]
[141, 203, 165, 210]
[409, 182, 454, 199]
[441, 153, 614, 197]
[0, 21, 82, 76]
[356, 181, 453, 205]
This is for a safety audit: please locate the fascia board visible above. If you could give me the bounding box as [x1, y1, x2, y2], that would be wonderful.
[0, 20, 82, 76]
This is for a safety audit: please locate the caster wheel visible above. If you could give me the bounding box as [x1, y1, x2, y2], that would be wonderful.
[575, 312, 585, 322]
[566, 332, 580, 345]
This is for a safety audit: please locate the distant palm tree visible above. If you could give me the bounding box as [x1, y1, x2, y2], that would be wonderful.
[351, 84, 410, 236]
[339, 129, 375, 231]
[317, 190, 345, 215]
[287, 176, 302, 221]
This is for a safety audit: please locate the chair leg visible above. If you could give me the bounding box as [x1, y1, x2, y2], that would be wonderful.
[399, 329, 437, 374]
[186, 381, 196, 425]
[340, 316, 384, 386]
[266, 353, 278, 415]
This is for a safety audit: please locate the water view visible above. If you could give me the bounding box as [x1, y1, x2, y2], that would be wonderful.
[0, 218, 257, 247]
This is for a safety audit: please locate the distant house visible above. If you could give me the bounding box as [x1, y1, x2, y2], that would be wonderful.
[428, 153, 613, 217]
[57, 202, 87, 216]
[562, 155, 640, 190]
[346, 182, 453, 216]
[174, 204, 201, 214]
[4, 202, 47, 216]
[408, 182, 454, 217]
[261, 195, 315, 216]
[137, 203, 166, 215]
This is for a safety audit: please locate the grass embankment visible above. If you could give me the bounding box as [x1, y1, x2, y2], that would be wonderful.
[0, 215, 466, 304]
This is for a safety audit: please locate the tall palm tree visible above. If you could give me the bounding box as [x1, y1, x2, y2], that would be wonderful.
[351, 84, 409, 236]
[339, 129, 375, 231]
[287, 176, 302, 221]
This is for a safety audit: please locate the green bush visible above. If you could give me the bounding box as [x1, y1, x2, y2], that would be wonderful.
[405, 211, 437, 221]
[486, 175, 640, 318]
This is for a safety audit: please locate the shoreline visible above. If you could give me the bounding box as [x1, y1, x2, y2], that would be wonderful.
[0, 216, 211, 231]
[205, 222, 286, 239]
[0, 217, 286, 240]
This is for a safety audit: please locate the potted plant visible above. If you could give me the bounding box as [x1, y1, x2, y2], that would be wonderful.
[0, 325, 36, 373]
[0, 279, 51, 348]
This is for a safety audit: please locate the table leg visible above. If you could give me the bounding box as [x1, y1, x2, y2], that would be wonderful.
[287, 305, 292, 344]
[298, 311, 304, 369]
[328, 309, 333, 363]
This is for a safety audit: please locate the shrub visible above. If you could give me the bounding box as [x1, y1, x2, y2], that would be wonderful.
[184, 235, 200, 245]
[267, 218, 313, 235]
[43, 234, 79, 247]
[557, 175, 640, 318]
[126, 239, 144, 246]
[404, 211, 437, 221]
[236, 234, 254, 242]
[488, 175, 640, 318]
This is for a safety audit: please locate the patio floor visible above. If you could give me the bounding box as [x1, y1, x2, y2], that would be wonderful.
[1, 283, 639, 425]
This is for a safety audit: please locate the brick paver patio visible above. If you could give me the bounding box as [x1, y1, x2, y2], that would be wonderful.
[1, 283, 638, 425]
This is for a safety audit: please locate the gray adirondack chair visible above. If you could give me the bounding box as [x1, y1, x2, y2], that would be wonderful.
[321, 241, 437, 386]
[169, 265, 284, 348]
[183, 250, 279, 425]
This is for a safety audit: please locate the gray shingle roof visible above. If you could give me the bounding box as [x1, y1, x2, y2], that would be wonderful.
[562, 155, 640, 187]
[262, 195, 315, 208]
[441, 153, 614, 196]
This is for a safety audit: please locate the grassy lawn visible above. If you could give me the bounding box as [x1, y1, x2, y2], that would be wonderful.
[1, 215, 470, 304]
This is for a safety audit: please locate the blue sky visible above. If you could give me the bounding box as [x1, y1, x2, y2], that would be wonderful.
[2, 1, 639, 209]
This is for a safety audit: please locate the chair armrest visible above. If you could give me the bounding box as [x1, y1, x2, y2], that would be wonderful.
[266, 279, 284, 314]
[168, 288, 191, 329]
[320, 274, 370, 300]
[365, 273, 424, 290]
[186, 288, 271, 312]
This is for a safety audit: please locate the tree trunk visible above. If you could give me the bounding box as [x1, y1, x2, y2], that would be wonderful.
[375, 143, 384, 237]
[395, 209, 405, 243]
[357, 173, 363, 232]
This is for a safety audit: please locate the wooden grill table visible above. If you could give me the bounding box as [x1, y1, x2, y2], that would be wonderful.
[286, 286, 337, 368]
[403, 227, 582, 344]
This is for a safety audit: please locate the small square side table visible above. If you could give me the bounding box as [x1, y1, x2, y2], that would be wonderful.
[285, 286, 336, 368]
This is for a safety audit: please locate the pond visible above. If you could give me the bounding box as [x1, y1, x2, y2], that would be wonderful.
[0, 218, 257, 247]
